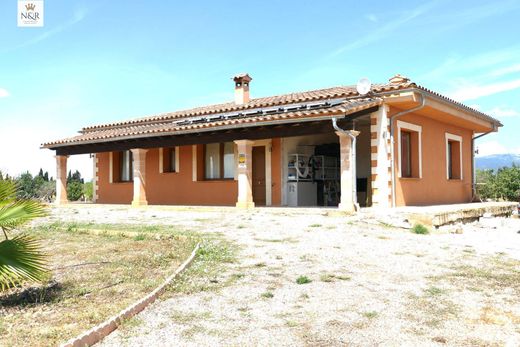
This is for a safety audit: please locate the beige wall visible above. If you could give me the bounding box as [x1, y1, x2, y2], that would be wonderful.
[392, 110, 473, 206]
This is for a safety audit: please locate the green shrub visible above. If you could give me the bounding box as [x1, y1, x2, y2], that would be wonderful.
[411, 223, 429, 235]
[296, 276, 312, 284]
[476, 166, 520, 202]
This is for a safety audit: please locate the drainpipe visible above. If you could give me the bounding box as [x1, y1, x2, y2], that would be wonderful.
[389, 92, 426, 207]
[332, 117, 360, 211]
[471, 126, 496, 200]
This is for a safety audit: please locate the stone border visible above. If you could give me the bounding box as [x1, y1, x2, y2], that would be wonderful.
[60, 243, 200, 347]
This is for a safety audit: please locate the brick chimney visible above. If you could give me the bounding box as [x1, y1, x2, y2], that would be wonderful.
[233, 73, 252, 105]
[389, 74, 411, 84]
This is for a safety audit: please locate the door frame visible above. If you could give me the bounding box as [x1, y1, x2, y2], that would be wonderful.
[251, 139, 272, 206]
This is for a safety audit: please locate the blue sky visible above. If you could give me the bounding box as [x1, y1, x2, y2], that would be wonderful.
[1, 0, 519, 180]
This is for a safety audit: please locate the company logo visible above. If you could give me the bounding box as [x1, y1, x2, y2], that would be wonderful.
[18, 0, 44, 27]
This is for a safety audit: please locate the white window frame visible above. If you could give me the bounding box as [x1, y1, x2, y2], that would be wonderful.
[159, 147, 180, 174]
[445, 133, 463, 180]
[397, 120, 422, 178]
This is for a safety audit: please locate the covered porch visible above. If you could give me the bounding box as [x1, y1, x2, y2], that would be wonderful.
[52, 103, 393, 212]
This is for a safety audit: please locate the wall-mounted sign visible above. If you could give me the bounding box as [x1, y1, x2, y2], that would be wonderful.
[238, 154, 246, 168]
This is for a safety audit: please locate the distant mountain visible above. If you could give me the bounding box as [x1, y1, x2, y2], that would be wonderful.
[475, 154, 520, 170]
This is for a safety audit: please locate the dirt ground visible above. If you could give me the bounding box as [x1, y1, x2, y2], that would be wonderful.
[44, 204, 520, 346]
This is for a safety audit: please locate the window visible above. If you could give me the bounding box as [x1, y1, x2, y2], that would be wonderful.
[401, 131, 412, 178]
[446, 133, 462, 180]
[160, 147, 179, 173]
[110, 150, 133, 182]
[204, 142, 235, 179]
[397, 121, 422, 179]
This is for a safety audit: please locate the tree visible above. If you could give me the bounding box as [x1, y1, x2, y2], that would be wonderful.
[0, 180, 48, 291]
[83, 181, 93, 201]
[476, 166, 520, 202]
[17, 172, 36, 199]
[67, 170, 84, 201]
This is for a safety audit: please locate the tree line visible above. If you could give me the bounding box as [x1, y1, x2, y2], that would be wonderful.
[0, 169, 93, 202]
[476, 165, 520, 202]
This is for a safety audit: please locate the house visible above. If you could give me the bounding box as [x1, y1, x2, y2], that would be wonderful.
[42, 74, 501, 211]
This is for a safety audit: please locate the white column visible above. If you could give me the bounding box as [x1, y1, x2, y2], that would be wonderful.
[371, 106, 391, 207]
[234, 140, 255, 208]
[337, 131, 359, 212]
[131, 149, 148, 207]
[55, 155, 69, 205]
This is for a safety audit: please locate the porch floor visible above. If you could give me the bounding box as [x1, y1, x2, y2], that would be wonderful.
[380, 201, 517, 227]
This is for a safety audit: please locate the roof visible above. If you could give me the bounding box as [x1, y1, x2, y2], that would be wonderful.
[42, 78, 502, 149]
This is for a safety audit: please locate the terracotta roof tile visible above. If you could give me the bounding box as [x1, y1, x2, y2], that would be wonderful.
[42, 79, 501, 149]
[44, 98, 382, 147]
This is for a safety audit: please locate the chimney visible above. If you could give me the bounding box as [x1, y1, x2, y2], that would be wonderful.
[233, 73, 252, 105]
[388, 74, 411, 84]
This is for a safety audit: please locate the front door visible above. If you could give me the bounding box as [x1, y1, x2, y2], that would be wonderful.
[252, 146, 266, 206]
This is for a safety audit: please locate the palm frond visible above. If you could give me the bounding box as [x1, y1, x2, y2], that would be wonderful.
[0, 234, 49, 291]
[0, 200, 48, 233]
[0, 180, 17, 208]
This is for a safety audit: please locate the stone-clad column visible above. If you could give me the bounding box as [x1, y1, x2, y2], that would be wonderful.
[336, 131, 359, 213]
[131, 149, 148, 207]
[55, 155, 69, 205]
[234, 140, 255, 209]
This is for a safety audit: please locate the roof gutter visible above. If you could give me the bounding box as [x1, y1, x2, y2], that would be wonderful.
[389, 92, 426, 207]
[332, 117, 360, 212]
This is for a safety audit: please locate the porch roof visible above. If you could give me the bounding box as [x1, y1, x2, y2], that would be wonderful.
[42, 77, 502, 151]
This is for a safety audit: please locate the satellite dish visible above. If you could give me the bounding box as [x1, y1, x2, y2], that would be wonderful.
[356, 77, 372, 95]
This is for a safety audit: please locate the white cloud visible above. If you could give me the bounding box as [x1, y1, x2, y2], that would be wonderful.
[487, 106, 520, 118]
[488, 63, 520, 78]
[3, 6, 89, 53]
[449, 79, 520, 101]
[329, 2, 437, 57]
[365, 14, 378, 23]
[476, 141, 520, 157]
[0, 88, 10, 98]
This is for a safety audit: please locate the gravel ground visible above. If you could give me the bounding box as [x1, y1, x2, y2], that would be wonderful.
[42, 205, 520, 346]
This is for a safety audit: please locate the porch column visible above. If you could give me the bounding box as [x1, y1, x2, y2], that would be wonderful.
[336, 131, 359, 213]
[55, 155, 68, 205]
[370, 105, 391, 207]
[131, 148, 148, 207]
[234, 140, 255, 209]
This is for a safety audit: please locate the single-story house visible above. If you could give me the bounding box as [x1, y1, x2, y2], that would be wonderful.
[43, 73, 502, 211]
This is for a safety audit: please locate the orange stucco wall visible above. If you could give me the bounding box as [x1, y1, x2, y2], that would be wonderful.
[96, 140, 282, 206]
[392, 110, 473, 206]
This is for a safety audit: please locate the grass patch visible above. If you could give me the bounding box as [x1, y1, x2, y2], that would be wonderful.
[260, 291, 274, 299]
[165, 237, 237, 296]
[296, 276, 312, 285]
[411, 223, 429, 235]
[286, 320, 299, 327]
[438, 256, 520, 294]
[319, 273, 351, 282]
[309, 224, 322, 228]
[362, 311, 378, 319]
[0, 222, 200, 346]
[424, 286, 446, 296]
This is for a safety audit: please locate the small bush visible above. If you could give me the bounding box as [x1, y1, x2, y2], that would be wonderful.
[412, 223, 429, 235]
[296, 276, 312, 285]
[260, 291, 274, 298]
